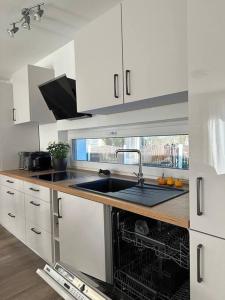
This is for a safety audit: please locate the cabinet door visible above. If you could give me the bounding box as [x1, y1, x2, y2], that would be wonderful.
[189, 0, 225, 238]
[26, 221, 52, 263]
[0, 185, 4, 224]
[11, 65, 54, 124]
[11, 66, 30, 124]
[25, 194, 51, 233]
[122, 0, 187, 103]
[28, 65, 55, 124]
[75, 4, 123, 113]
[190, 230, 225, 300]
[1, 186, 25, 241]
[14, 189, 25, 242]
[58, 193, 107, 281]
[1, 186, 16, 231]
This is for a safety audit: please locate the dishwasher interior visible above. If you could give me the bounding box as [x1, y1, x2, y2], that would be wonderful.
[112, 209, 190, 300]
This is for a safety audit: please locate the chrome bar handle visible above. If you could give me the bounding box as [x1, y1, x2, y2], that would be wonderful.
[197, 177, 203, 216]
[114, 74, 119, 99]
[8, 213, 15, 218]
[29, 187, 40, 192]
[7, 191, 14, 195]
[31, 228, 41, 235]
[30, 201, 40, 207]
[12, 108, 16, 122]
[6, 180, 14, 184]
[125, 70, 131, 96]
[197, 244, 203, 283]
[57, 197, 62, 219]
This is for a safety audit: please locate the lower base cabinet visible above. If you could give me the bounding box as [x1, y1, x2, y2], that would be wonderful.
[26, 221, 52, 263]
[0, 177, 52, 265]
[1, 185, 25, 242]
[58, 192, 109, 282]
[190, 230, 225, 300]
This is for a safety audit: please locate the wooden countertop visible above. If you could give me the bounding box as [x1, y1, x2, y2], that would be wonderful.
[0, 169, 189, 229]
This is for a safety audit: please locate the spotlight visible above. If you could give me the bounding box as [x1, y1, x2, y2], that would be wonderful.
[34, 5, 44, 21]
[7, 3, 44, 37]
[7, 23, 19, 38]
[21, 8, 31, 30]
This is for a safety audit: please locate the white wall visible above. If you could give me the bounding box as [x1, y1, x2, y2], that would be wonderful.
[0, 82, 39, 170]
[35, 41, 75, 79]
[39, 123, 58, 151]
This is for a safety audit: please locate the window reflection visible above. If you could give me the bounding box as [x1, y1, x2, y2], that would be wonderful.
[208, 118, 225, 175]
[72, 135, 189, 170]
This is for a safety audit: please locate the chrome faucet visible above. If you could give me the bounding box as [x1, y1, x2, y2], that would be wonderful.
[115, 149, 145, 186]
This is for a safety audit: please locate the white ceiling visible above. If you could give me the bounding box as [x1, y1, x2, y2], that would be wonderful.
[0, 0, 120, 80]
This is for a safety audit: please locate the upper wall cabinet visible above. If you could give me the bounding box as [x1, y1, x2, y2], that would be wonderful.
[75, 5, 124, 113]
[122, 0, 187, 104]
[11, 65, 55, 124]
[75, 0, 187, 114]
[189, 0, 225, 239]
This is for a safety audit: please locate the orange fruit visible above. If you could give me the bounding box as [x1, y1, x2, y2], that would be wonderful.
[175, 179, 184, 188]
[167, 177, 175, 186]
[157, 177, 167, 185]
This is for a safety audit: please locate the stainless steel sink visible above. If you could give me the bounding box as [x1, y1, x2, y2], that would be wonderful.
[72, 178, 188, 208]
[75, 178, 137, 193]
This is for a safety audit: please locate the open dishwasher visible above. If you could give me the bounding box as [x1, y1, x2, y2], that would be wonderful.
[112, 209, 190, 300]
[37, 263, 115, 300]
[37, 208, 190, 300]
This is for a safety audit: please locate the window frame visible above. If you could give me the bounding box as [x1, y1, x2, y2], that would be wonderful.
[68, 120, 189, 179]
[72, 134, 189, 169]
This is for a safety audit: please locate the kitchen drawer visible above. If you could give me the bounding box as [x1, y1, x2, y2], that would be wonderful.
[24, 181, 50, 202]
[26, 222, 52, 263]
[1, 186, 25, 242]
[1, 185, 16, 213]
[0, 175, 23, 192]
[4, 210, 16, 236]
[4, 211, 25, 242]
[25, 194, 51, 233]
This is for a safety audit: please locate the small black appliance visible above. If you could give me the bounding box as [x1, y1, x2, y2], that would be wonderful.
[26, 152, 52, 171]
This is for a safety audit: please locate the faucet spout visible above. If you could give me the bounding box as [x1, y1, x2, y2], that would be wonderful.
[115, 149, 144, 186]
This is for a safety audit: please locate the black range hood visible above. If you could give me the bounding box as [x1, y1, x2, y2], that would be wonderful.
[39, 74, 92, 120]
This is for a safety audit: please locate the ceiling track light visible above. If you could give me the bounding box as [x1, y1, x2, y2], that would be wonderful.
[7, 2, 44, 38]
[34, 5, 44, 21]
[7, 23, 19, 38]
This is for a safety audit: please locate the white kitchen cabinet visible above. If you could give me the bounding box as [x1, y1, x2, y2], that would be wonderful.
[25, 194, 51, 233]
[0, 176, 52, 263]
[190, 230, 225, 300]
[58, 192, 109, 282]
[1, 175, 24, 191]
[11, 65, 55, 124]
[75, 1, 187, 114]
[23, 181, 51, 202]
[1, 185, 25, 242]
[0, 186, 3, 224]
[26, 221, 52, 263]
[189, 0, 225, 239]
[122, 0, 187, 104]
[75, 4, 123, 113]
[24, 183, 53, 262]
[0, 82, 39, 170]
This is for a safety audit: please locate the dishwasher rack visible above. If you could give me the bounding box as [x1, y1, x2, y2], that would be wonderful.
[114, 251, 189, 300]
[120, 220, 189, 269]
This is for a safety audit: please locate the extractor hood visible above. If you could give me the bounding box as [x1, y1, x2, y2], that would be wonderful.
[39, 74, 92, 120]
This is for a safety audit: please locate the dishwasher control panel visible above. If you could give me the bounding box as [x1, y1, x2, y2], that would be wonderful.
[43, 263, 109, 300]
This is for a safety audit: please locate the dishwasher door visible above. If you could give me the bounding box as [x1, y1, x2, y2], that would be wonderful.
[37, 263, 112, 300]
